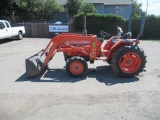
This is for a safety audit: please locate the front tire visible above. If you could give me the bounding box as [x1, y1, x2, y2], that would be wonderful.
[66, 57, 88, 77]
[111, 45, 147, 77]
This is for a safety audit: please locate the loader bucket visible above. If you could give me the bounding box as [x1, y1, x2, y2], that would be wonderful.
[25, 50, 45, 78]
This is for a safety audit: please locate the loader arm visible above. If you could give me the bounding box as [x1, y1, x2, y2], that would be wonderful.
[41, 34, 98, 66]
[41, 37, 89, 67]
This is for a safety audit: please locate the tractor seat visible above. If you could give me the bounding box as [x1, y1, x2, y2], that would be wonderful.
[121, 32, 132, 39]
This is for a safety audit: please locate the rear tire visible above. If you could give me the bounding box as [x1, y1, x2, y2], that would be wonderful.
[111, 45, 147, 77]
[66, 57, 88, 77]
[17, 32, 23, 40]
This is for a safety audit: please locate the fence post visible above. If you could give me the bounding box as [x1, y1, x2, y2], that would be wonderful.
[45, 21, 46, 38]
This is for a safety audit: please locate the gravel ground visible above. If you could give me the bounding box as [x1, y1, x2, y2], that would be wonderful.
[0, 38, 160, 120]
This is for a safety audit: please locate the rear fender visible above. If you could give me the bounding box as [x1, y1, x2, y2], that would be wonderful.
[107, 39, 138, 60]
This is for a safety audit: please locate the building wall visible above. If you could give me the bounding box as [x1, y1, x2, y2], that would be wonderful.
[93, 3, 104, 14]
[58, 0, 132, 19]
[57, 0, 131, 5]
[93, 3, 132, 19]
[104, 4, 132, 19]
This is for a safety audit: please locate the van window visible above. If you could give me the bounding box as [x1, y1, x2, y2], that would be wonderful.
[5, 22, 10, 28]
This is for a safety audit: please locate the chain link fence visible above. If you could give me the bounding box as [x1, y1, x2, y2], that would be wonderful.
[1, 13, 160, 39]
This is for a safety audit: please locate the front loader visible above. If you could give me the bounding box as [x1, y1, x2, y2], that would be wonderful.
[25, 13, 147, 78]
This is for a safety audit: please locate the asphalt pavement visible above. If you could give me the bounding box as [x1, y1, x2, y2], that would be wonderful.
[0, 38, 160, 120]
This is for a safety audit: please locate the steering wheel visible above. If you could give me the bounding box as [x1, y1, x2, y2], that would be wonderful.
[99, 30, 111, 43]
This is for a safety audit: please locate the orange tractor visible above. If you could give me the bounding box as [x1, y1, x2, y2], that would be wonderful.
[25, 13, 147, 78]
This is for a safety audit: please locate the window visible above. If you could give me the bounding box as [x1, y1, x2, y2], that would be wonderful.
[115, 6, 125, 13]
[0, 22, 5, 29]
[5, 22, 10, 28]
[115, 6, 120, 13]
[119, 6, 125, 13]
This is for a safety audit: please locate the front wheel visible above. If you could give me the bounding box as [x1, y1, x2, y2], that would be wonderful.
[111, 46, 147, 77]
[66, 57, 88, 77]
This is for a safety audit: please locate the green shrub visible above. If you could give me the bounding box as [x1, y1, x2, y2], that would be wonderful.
[73, 13, 125, 37]
[73, 13, 160, 39]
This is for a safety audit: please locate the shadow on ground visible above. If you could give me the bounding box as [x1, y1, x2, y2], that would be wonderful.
[0, 38, 17, 44]
[16, 65, 139, 86]
[91, 66, 139, 85]
[16, 67, 87, 83]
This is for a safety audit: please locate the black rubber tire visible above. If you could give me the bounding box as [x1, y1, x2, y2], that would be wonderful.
[17, 32, 23, 40]
[66, 57, 88, 77]
[111, 45, 147, 78]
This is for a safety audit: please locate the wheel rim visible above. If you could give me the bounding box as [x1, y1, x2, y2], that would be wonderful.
[70, 61, 84, 75]
[19, 33, 22, 39]
[119, 52, 141, 73]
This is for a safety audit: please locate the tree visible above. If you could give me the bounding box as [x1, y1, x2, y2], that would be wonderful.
[14, 0, 64, 15]
[66, 0, 82, 15]
[0, 0, 20, 22]
[12, 0, 64, 22]
[131, 0, 142, 19]
[43, 0, 64, 15]
[0, 0, 16, 17]
[78, 2, 97, 14]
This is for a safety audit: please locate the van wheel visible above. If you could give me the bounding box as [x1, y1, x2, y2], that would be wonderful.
[17, 32, 23, 40]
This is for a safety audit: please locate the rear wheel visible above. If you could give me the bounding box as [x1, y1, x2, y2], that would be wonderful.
[17, 32, 23, 40]
[66, 57, 88, 77]
[111, 46, 147, 77]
